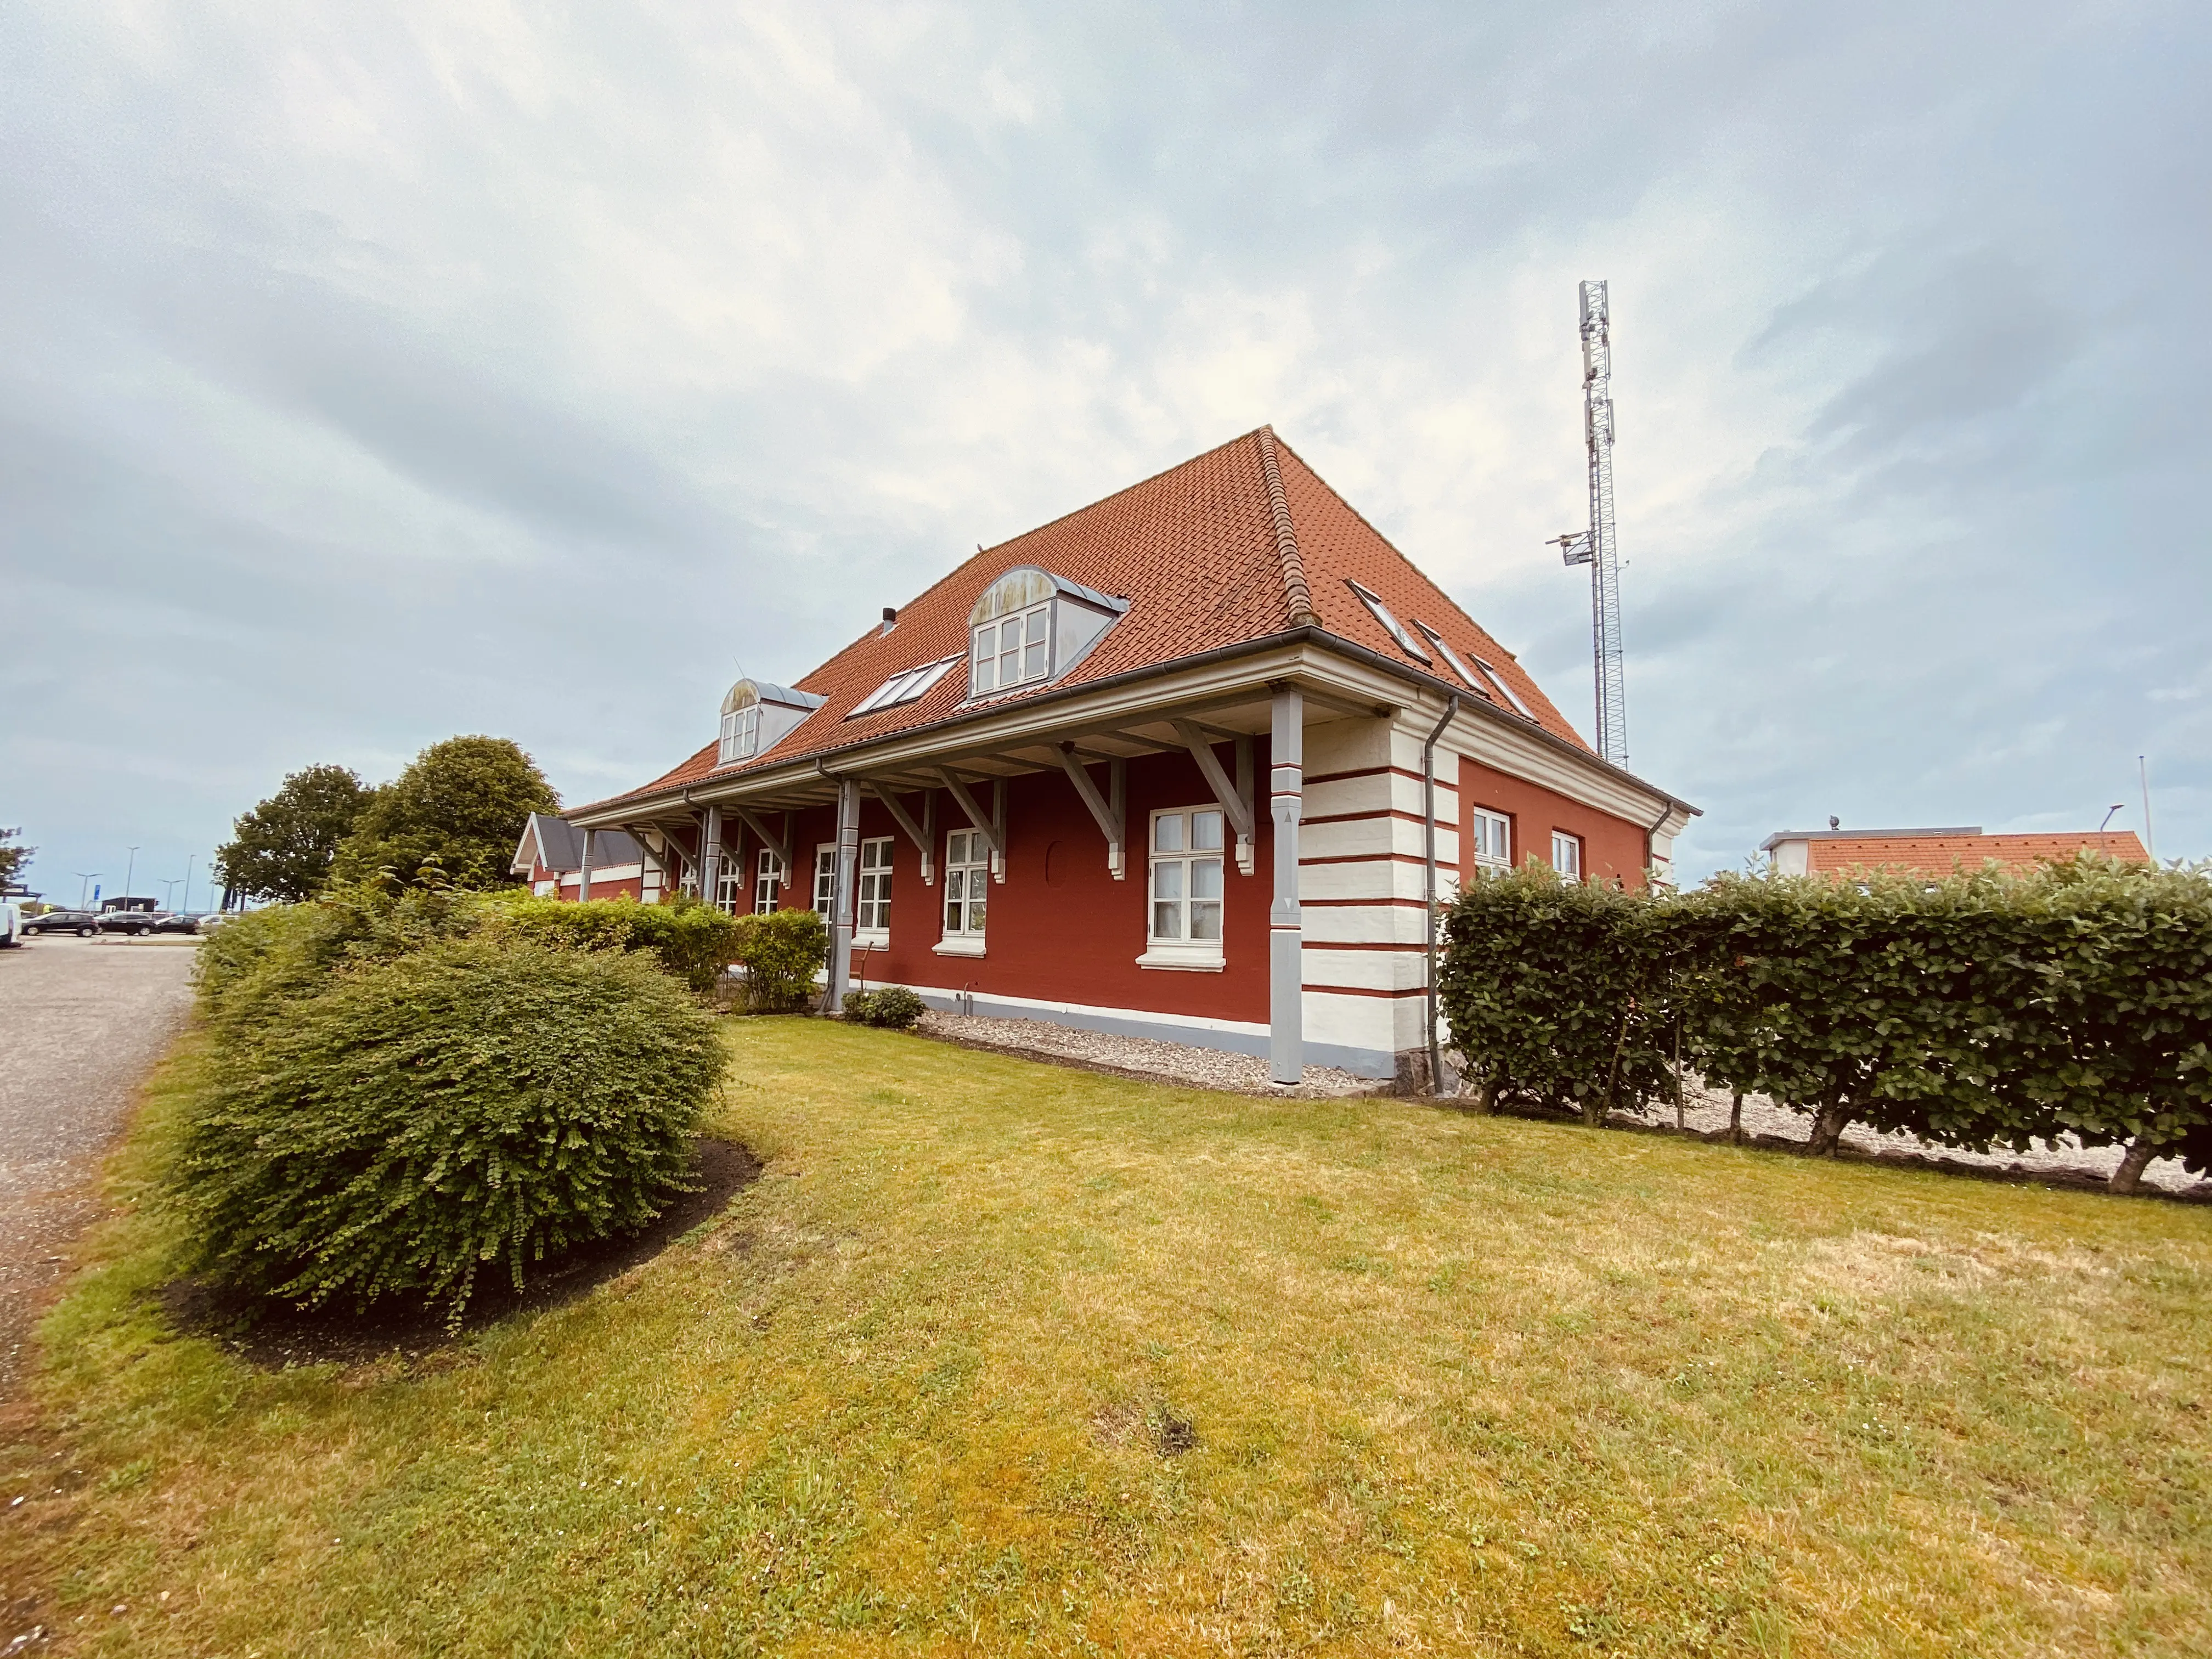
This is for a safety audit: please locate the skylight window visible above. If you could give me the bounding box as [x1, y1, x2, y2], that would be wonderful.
[1472, 656, 1537, 720]
[849, 654, 962, 718]
[1412, 621, 1484, 692]
[1346, 579, 1430, 664]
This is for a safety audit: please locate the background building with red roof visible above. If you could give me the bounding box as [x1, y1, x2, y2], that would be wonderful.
[1761, 826, 2151, 878]
[569, 428, 1697, 1087]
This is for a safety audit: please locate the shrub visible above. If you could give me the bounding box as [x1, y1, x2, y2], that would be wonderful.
[1669, 868, 2036, 1154]
[731, 909, 828, 1012]
[194, 880, 483, 1037]
[843, 985, 927, 1029]
[1985, 858, 2212, 1191]
[1437, 865, 1675, 1122]
[172, 938, 726, 1322]
[486, 892, 741, 995]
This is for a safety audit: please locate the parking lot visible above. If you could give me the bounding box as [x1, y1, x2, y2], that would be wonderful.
[0, 932, 198, 1396]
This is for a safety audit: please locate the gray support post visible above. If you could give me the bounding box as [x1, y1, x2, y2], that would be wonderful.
[1109, 759, 1126, 881]
[700, 806, 724, 913]
[827, 778, 861, 1009]
[578, 827, 595, 903]
[1268, 687, 1304, 1085]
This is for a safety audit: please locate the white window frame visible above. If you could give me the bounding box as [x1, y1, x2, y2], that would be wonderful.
[1551, 830, 1583, 879]
[812, 844, 837, 916]
[1470, 808, 1511, 872]
[719, 702, 761, 765]
[753, 849, 783, 915]
[851, 655, 963, 718]
[855, 837, 893, 944]
[935, 828, 990, 956]
[1474, 657, 1537, 720]
[1346, 579, 1431, 665]
[970, 601, 1052, 698]
[714, 859, 745, 915]
[1413, 620, 1484, 693]
[1137, 805, 1227, 971]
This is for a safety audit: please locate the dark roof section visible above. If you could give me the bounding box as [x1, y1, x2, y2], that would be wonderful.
[516, 813, 642, 874]
[584, 428, 1587, 814]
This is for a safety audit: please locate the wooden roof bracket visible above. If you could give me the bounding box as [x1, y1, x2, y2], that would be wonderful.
[730, 806, 791, 873]
[933, 768, 1006, 880]
[1173, 719, 1257, 875]
[1056, 743, 1127, 880]
[867, 782, 937, 885]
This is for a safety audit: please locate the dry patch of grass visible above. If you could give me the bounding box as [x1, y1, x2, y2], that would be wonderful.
[3, 1018, 2208, 1656]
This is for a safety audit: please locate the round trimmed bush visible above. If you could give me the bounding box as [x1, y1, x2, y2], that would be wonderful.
[174, 936, 726, 1322]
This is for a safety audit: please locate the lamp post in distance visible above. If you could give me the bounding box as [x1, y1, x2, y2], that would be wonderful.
[2098, 804, 2125, 833]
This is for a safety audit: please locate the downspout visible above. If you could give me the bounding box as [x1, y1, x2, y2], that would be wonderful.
[1423, 694, 1461, 1094]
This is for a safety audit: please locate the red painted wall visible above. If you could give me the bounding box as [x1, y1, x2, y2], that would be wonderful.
[1458, 756, 1650, 888]
[774, 748, 1275, 1023]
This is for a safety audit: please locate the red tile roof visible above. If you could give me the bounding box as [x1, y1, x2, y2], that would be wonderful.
[590, 428, 1585, 810]
[1801, 832, 2151, 876]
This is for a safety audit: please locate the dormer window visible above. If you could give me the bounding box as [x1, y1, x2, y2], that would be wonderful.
[967, 567, 1128, 699]
[719, 684, 762, 763]
[1346, 579, 1431, 665]
[716, 678, 827, 766]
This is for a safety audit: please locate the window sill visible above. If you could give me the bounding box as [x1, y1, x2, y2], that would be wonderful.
[1136, 948, 1226, 973]
[933, 936, 987, 957]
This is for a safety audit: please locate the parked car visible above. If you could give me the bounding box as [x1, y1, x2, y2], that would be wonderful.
[95, 909, 185, 937]
[0, 902, 18, 949]
[21, 907, 99, 936]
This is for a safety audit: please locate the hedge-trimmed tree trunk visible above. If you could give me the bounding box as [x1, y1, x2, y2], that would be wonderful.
[1729, 1091, 1743, 1145]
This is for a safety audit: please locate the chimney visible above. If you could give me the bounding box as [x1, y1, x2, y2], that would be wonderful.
[879, 606, 897, 636]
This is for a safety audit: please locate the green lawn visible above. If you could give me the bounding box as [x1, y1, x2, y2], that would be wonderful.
[5, 1017, 2209, 1656]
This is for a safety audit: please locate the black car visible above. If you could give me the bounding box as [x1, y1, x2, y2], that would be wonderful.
[22, 908, 99, 936]
[95, 909, 189, 937]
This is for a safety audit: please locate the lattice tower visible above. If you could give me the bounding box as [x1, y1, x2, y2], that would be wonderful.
[1551, 279, 1627, 766]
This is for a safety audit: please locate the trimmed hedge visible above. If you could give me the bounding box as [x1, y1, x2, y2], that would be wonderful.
[843, 985, 927, 1029]
[483, 891, 741, 994]
[1440, 856, 2212, 1193]
[731, 910, 828, 1012]
[176, 938, 724, 1322]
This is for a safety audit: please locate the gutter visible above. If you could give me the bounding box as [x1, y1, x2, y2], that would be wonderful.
[1423, 692, 1461, 1096]
[575, 626, 1700, 827]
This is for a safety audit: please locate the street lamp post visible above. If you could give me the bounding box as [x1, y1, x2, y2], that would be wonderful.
[123, 846, 140, 901]
[74, 873, 101, 907]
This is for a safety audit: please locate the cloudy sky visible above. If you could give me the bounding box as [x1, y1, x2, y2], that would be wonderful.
[4, 0, 2206, 906]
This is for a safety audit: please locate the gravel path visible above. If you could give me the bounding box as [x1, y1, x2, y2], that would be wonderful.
[1606, 1075, 2209, 1198]
[916, 1012, 1381, 1098]
[0, 934, 199, 1396]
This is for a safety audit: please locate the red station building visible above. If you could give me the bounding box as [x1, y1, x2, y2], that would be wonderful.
[567, 428, 1698, 1087]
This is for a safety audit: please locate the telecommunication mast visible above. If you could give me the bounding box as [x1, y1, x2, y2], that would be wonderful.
[1549, 280, 1627, 766]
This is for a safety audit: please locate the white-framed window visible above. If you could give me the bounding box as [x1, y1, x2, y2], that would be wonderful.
[1474, 657, 1537, 720]
[753, 849, 783, 914]
[972, 602, 1050, 696]
[813, 845, 837, 915]
[1470, 809, 1511, 872]
[1140, 806, 1226, 969]
[714, 859, 744, 915]
[850, 656, 963, 718]
[942, 830, 989, 939]
[719, 685, 762, 764]
[1346, 579, 1431, 665]
[857, 838, 893, 937]
[1413, 620, 1485, 693]
[1551, 831, 1583, 878]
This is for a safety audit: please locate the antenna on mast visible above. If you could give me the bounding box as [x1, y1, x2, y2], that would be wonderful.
[1548, 279, 1627, 766]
